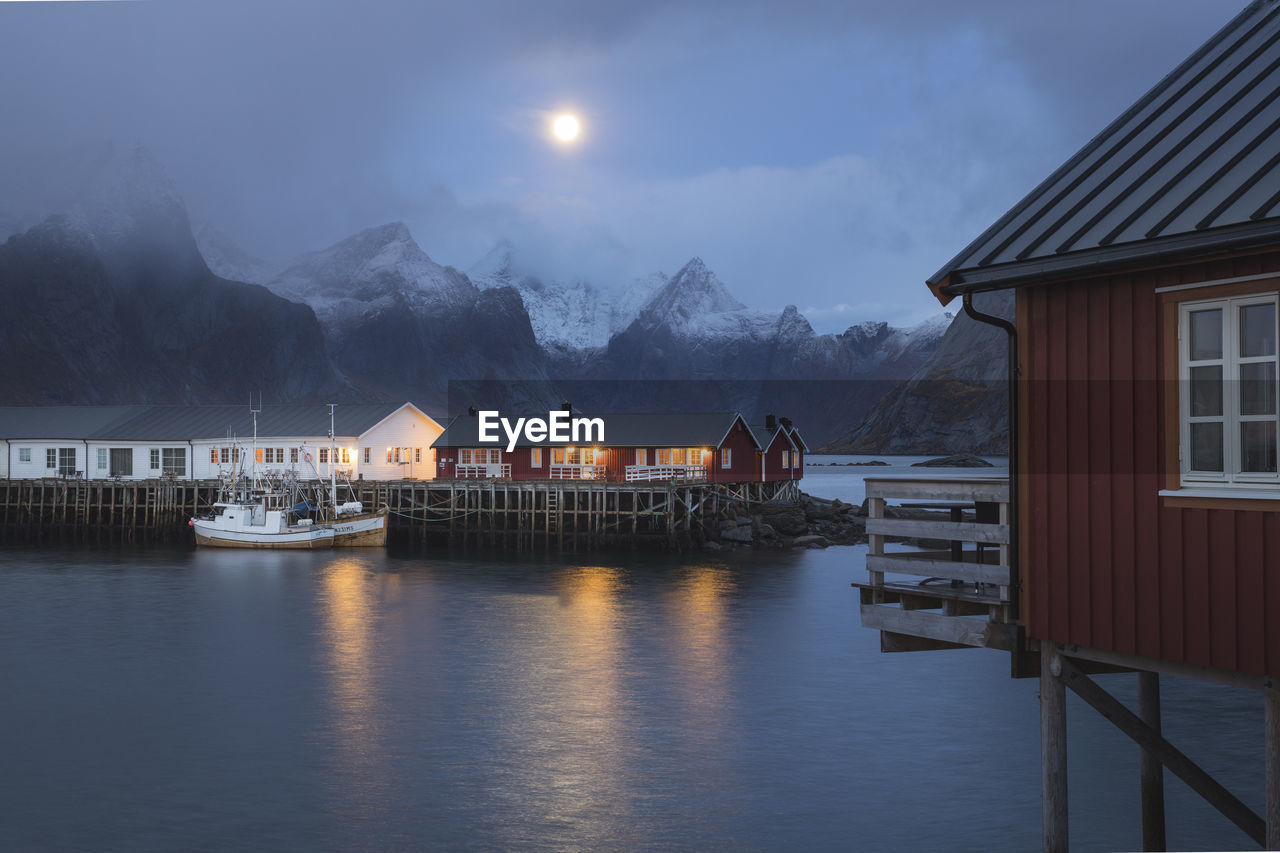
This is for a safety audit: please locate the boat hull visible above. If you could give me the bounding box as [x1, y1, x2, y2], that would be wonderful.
[328, 507, 388, 547]
[192, 520, 335, 550]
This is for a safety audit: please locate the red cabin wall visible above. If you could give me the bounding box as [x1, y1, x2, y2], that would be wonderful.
[712, 420, 760, 483]
[757, 432, 795, 482]
[1020, 250, 1280, 678]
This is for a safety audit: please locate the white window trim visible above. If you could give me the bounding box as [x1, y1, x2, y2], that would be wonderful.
[1179, 292, 1280, 488]
[720, 448, 731, 468]
[531, 447, 542, 467]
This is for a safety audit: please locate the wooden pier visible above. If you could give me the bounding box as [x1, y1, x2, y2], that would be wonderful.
[0, 476, 800, 549]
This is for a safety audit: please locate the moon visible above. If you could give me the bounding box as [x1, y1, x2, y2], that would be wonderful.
[553, 114, 580, 142]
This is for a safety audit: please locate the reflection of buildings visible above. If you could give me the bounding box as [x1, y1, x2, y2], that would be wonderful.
[318, 556, 390, 804]
[665, 565, 735, 725]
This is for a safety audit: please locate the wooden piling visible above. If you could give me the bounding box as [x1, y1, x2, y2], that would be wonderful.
[1138, 671, 1166, 852]
[1042, 642, 1068, 853]
[1267, 686, 1280, 851]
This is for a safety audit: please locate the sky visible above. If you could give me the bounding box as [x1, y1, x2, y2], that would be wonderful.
[0, 0, 1244, 330]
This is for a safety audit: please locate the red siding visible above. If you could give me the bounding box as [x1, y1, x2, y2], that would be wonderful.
[711, 419, 761, 483]
[1021, 250, 1280, 678]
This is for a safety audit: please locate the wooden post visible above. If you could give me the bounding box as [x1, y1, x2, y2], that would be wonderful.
[1042, 642, 1068, 853]
[1138, 671, 1166, 852]
[1268, 686, 1280, 851]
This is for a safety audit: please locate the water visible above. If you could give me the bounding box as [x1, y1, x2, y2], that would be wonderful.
[0, 457, 1263, 851]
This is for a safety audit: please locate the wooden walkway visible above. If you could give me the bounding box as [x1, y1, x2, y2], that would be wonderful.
[0, 477, 801, 549]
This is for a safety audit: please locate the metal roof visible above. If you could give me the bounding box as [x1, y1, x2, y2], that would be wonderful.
[435, 412, 757, 449]
[748, 423, 795, 452]
[0, 404, 423, 441]
[930, 0, 1280, 299]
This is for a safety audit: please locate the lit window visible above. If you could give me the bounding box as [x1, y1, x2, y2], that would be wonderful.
[1181, 294, 1279, 484]
[386, 448, 393, 463]
[657, 449, 671, 465]
[210, 448, 219, 464]
[720, 448, 732, 468]
[635, 449, 647, 466]
[782, 450, 790, 468]
[531, 447, 542, 467]
[343, 448, 351, 464]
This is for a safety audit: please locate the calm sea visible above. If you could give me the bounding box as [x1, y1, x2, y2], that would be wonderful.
[0, 457, 1263, 851]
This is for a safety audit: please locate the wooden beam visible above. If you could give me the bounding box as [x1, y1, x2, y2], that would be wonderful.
[1138, 672, 1166, 852]
[1042, 643, 1068, 853]
[864, 478, 1009, 502]
[865, 517, 1010, 544]
[866, 550, 1010, 586]
[859, 604, 1014, 650]
[1059, 656, 1265, 847]
[1267, 686, 1280, 851]
[1057, 642, 1274, 692]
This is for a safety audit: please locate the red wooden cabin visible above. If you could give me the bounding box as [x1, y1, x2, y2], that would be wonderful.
[432, 411, 772, 484]
[750, 415, 801, 482]
[857, 3, 1280, 849]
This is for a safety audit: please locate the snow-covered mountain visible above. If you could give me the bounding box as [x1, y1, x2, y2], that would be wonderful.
[468, 241, 666, 351]
[260, 224, 549, 408]
[270, 222, 477, 327]
[194, 222, 278, 285]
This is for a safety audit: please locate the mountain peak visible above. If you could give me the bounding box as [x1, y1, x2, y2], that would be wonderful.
[645, 257, 745, 320]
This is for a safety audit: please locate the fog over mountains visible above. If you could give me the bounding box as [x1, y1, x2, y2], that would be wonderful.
[0, 145, 1003, 448]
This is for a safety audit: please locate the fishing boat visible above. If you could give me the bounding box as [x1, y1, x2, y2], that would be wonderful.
[190, 402, 387, 549]
[191, 491, 335, 549]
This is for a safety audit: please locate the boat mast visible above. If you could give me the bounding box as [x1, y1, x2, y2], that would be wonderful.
[250, 393, 261, 495]
[328, 403, 337, 513]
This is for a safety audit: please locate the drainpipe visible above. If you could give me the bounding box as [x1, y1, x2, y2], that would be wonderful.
[961, 290, 1020, 622]
[188, 440, 195, 482]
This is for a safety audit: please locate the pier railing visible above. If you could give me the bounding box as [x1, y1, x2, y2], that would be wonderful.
[624, 464, 707, 482]
[454, 463, 511, 479]
[549, 464, 606, 480]
[854, 477, 1014, 652]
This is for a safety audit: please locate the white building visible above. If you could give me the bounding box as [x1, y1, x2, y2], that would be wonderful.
[0, 403, 443, 482]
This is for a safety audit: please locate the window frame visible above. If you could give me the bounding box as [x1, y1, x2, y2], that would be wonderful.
[720, 448, 731, 468]
[531, 447, 542, 467]
[1178, 292, 1279, 487]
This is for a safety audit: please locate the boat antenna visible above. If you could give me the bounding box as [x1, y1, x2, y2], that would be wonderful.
[328, 403, 337, 515]
[250, 393, 262, 493]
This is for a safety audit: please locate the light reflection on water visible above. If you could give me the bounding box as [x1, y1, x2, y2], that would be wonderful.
[0, 479, 1264, 852]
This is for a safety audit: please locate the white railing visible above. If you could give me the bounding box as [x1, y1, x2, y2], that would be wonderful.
[624, 464, 707, 482]
[455, 463, 511, 479]
[549, 464, 606, 480]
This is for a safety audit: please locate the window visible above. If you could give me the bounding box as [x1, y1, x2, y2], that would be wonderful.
[636, 449, 647, 466]
[161, 448, 186, 476]
[720, 448, 732, 468]
[671, 448, 686, 465]
[319, 448, 329, 464]
[688, 447, 703, 463]
[47, 448, 56, 469]
[57, 448, 76, 476]
[657, 448, 671, 465]
[413, 448, 420, 464]
[363, 447, 370, 464]
[150, 449, 160, 470]
[531, 447, 542, 467]
[394, 447, 401, 463]
[782, 450, 791, 469]
[18, 448, 30, 463]
[291, 448, 299, 464]
[97, 448, 108, 470]
[210, 448, 219, 464]
[1180, 294, 1279, 485]
[343, 448, 352, 465]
